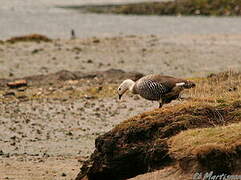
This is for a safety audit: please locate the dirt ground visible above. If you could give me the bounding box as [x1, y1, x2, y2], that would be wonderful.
[1, 34, 241, 79]
[0, 34, 241, 180]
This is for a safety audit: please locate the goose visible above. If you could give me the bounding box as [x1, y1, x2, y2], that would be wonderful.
[117, 74, 195, 108]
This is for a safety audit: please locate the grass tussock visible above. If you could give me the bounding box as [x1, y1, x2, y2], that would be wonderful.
[114, 100, 241, 134]
[188, 70, 241, 104]
[84, 0, 241, 16]
[168, 122, 241, 158]
[6, 34, 52, 43]
[168, 123, 241, 174]
[76, 71, 241, 179]
[115, 70, 241, 131]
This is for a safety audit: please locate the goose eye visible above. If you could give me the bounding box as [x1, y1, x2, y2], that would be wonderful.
[118, 88, 121, 91]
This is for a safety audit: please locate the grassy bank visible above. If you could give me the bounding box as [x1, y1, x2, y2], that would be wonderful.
[77, 71, 241, 180]
[73, 0, 241, 16]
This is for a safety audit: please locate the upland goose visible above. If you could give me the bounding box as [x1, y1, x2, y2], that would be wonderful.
[117, 74, 195, 108]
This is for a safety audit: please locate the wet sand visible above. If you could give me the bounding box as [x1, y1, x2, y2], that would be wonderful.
[1, 35, 241, 79]
[1, 0, 241, 179]
[0, 33, 241, 179]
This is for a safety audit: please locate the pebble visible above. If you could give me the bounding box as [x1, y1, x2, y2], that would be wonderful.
[61, 172, 67, 177]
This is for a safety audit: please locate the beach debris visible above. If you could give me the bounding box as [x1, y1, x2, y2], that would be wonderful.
[7, 79, 27, 88]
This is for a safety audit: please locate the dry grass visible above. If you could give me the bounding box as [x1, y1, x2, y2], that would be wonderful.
[115, 71, 241, 131]
[83, 0, 241, 16]
[168, 122, 241, 158]
[76, 71, 241, 180]
[166, 71, 241, 160]
[187, 70, 241, 104]
[6, 34, 52, 43]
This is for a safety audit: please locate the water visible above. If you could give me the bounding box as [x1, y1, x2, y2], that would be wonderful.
[0, 0, 241, 39]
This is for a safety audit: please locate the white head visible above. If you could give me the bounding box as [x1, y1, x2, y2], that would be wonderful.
[117, 79, 135, 99]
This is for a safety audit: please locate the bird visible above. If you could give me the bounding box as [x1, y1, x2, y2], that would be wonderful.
[71, 29, 76, 39]
[117, 74, 195, 108]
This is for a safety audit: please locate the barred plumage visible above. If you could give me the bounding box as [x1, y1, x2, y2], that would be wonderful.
[117, 74, 195, 108]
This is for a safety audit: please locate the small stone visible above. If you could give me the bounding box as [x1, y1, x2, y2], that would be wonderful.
[87, 59, 93, 63]
[3, 91, 15, 97]
[142, 48, 147, 52]
[61, 173, 67, 177]
[133, 96, 140, 100]
[66, 132, 73, 136]
[3, 153, 10, 158]
[118, 60, 125, 64]
[7, 80, 27, 88]
[93, 38, 100, 43]
[129, 107, 134, 111]
[17, 95, 28, 99]
[32, 49, 42, 54]
[73, 47, 82, 52]
[17, 87, 26, 92]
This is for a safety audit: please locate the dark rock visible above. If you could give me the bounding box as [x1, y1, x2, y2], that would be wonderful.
[61, 172, 67, 177]
[92, 38, 100, 43]
[87, 59, 93, 63]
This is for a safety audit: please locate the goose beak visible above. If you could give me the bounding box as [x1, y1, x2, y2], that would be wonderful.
[119, 94, 122, 100]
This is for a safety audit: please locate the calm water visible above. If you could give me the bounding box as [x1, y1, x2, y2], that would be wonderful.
[0, 0, 241, 39]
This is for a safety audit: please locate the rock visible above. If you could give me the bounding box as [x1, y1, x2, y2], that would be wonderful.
[7, 80, 27, 88]
[3, 91, 16, 97]
[87, 59, 93, 64]
[92, 38, 100, 43]
[61, 172, 67, 177]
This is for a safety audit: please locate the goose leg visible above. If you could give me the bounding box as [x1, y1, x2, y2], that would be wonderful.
[159, 103, 163, 108]
[178, 94, 185, 101]
[159, 99, 163, 108]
